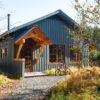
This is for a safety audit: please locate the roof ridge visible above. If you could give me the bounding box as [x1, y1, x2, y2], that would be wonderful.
[0, 9, 61, 38]
[0, 9, 78, 38]
[8, 10, 61, 33]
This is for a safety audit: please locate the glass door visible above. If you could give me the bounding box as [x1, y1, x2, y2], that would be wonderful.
[21, 43, 33, 72]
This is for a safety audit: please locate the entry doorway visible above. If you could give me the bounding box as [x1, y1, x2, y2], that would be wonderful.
[21, 42, 33, 72]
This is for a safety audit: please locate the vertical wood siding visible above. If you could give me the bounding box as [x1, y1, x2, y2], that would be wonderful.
[0, 39, 15, 73]
[31, 15, 70, 72]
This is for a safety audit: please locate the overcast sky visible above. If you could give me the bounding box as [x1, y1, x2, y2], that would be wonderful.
[0, 0, 77, 33]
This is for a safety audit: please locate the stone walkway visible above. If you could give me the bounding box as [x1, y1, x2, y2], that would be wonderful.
[0, 76, 66, 100]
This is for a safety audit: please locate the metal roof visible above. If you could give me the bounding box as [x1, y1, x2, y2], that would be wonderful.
[0, 9, 78, 39]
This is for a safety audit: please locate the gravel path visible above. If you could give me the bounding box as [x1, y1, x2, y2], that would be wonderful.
[0, 76, 66, 100]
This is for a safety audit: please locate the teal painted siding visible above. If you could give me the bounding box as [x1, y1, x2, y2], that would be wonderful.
[31, 15, 70, 72]
[0, 10, 78, 76]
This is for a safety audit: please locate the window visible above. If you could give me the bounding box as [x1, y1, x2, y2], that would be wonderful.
[70, 49, 81, 62]
[4, 48, 8, 57]
[0, 49, 4, 58]
[49, 45, 65, 63]
[0, 48, 8, 58]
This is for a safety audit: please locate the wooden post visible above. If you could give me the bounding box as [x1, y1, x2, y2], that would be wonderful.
[16, 43, 24, 59]
[36, 45, 45, 63]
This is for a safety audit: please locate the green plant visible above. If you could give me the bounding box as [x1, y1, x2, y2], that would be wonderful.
[50, 92, 66, 100]
[66, 91, 98, 100]
[25, 65, 32, 69]
[44, 68, 56, 76]
[14, 73, 23, 79]
[89, 50, 100, 61]
[0, 74, 8, 85]
[0, 78, 5, 84]
[97, 51, 100, 60]
[50, 67, 100, 100]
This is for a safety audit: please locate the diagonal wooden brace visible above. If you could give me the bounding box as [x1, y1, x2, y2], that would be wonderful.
[16, 43, 24, 59]
[36, 45, 45, 64]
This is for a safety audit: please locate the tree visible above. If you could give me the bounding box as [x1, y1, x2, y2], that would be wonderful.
[92, 28, 100, 50]
[74, 0, 100, 26]
[0, 1, 3, 34]
[67, 0, 100, 66]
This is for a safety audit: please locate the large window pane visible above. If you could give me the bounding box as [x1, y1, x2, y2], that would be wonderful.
[49, 45, 56, 62]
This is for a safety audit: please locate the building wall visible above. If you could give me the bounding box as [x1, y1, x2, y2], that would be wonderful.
[0, 38, 14, 72]
[0, 15, 71, 73]
[0, 38, 24, 77]
[30, 15, 71, 71]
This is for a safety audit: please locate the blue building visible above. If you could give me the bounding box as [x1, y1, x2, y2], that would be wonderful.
[0, 10, 78, 77]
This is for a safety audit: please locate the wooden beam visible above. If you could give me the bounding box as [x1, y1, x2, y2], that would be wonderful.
[16, 39, 25, 45]
[36, 45, 45, 63]
[19, 33, 44, 43]
[16, 43, 24, 59]
[16, 27, 52, 45]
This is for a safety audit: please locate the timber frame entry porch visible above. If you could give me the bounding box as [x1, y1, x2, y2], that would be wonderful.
[15, 26, 52, 72]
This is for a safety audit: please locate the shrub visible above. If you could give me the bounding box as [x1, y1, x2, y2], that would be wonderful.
[50, 91, 98, 100]
[50, 67, 100, 100]
[97, 51, 100, 60]
[89, 50, 100, 61]
[66, 91, 97, 100]
[68, 67, 78, 75]
[0, 75, 6, 84]
[50, 92, 66, 100]
[13, 73, 23, 79]
[44, 68, 56, 76]
[0, 74, 10, 85]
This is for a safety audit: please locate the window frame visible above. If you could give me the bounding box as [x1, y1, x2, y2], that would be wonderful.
[49, 45, 65, 63]
[1, 49, 5, 59]
[70, 49, 81, 62]
[0, 48, 8, 59]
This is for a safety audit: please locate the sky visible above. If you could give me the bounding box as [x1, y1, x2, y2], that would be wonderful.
[0, 0, 77, 33]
